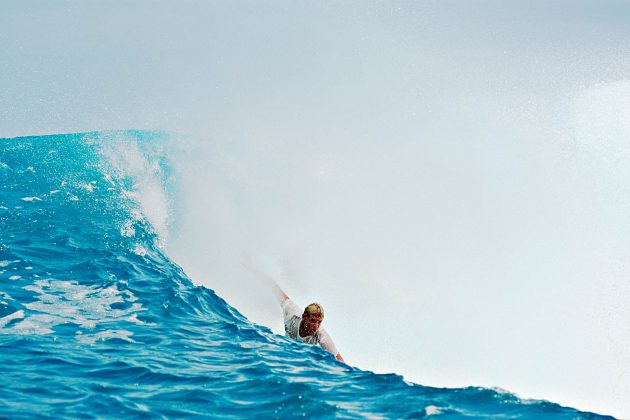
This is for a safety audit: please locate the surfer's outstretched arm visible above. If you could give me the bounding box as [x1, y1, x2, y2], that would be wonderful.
[319, 329, 345, 363]
[273, 282, 289, 304]
[241, 255, 288, 303]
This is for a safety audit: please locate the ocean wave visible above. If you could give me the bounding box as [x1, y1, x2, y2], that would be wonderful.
[0, 131, 613, 418]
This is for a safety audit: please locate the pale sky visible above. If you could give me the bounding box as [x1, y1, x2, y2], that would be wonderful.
[2, 2, 630, 417]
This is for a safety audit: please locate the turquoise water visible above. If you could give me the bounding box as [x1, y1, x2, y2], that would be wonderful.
[0, 132, 613, 418]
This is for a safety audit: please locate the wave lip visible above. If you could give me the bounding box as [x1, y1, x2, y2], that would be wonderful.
[0, 131, 615, 418]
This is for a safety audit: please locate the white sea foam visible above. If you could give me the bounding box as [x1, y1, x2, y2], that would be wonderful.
[21, 196, 42, 202]
[120, 220, 136, 237]
[126, 313, 154, 325]
[81, 183, 95, 192]
[76, 329, 138, 345]
[0, 310, 25, 328]
[424, 405, 442, 416]
[2, 279, 147, 341]
[0, 260, 19, 268]
[133, 244, 148, 256]
[7, 314, 56, 335]
[99, 135, 170, 246]
[104, 173, 116, 186]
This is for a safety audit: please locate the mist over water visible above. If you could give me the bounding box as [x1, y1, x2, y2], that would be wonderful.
[2, 1, 630, 417]
[164, 85, 630, 417]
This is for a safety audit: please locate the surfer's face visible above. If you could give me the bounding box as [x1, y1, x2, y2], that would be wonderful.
[301, 314, 323, 336]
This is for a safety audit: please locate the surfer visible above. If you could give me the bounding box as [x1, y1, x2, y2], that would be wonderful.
[274, 284, 345, 363]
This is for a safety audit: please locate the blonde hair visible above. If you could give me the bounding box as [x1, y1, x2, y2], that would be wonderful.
[303, 302, 324, 318]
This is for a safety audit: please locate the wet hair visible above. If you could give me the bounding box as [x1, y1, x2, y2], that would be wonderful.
[303, 302, 324, 318]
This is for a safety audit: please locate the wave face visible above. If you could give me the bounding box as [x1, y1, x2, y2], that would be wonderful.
[0, 132, 612, 419]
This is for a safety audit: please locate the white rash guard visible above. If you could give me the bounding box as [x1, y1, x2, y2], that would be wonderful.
[281, 298, 339, 357]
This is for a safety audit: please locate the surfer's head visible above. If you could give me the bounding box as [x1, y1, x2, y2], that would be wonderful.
[300, 303, 324, 336]
[303, 302, 324, 318]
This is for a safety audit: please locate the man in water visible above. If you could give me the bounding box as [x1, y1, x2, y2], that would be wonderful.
[275, 285, 345, 363]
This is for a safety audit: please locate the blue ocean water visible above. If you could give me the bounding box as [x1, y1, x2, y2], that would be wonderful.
[0, 132, 613, 419]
